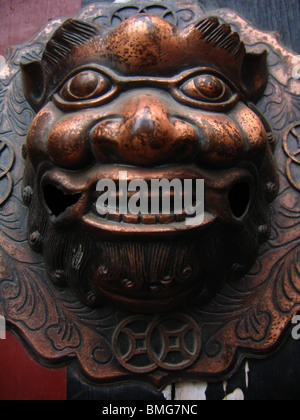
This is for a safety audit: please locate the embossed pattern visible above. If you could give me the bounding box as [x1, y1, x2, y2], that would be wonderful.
[113, 314, 201, 373]
[0, 137, 14, 205]
[283, 122, 300, 191]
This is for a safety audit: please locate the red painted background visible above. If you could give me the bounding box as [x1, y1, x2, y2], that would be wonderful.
[0, 331, 67, 400]
[0, 0, 82, 400]
[0, 0, 81, 57]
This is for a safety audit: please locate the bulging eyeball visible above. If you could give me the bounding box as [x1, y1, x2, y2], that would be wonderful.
[60, 70, 111, 101]
[181, 74, 231, 103]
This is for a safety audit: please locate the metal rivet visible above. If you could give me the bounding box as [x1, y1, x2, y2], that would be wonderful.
[265, 182, 278, 202]
[258, 224, 271, 243]
[122, 279, 135, 290]
[160, 275, 172, 286]
[51, 270, 66, 286]
[22, 186, 33, 206]
[182, 266, 192, 277]
[29, 231, 42, 249]
[86, 292, 97, 305]
[150, 284, 161, 292]
[98, 265, 108, 277]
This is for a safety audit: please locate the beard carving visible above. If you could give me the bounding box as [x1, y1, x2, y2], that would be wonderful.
[21, 14, 279, 313]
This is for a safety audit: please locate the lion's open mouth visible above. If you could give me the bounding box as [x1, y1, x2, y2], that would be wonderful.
[41, 163, 254, 239]
[43, 184, 82, 217]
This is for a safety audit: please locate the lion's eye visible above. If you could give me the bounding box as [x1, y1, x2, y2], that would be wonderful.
[60, 70, 111, 101]
[180, 74, 230, 103]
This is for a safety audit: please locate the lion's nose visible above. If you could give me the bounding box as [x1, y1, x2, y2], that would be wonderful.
[91, 94, 198, 166]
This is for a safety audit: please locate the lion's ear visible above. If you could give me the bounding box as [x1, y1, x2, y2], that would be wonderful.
[241, 51, 268, 103]
[20, 18, 99, 112]
[20, 60, 45, 112]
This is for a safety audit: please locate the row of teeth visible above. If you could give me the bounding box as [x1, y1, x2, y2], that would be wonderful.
[93, 205, 195, 225]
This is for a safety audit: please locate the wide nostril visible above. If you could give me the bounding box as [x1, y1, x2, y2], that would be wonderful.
[43, 184, 81, 217]
[228, 181, 251, 219]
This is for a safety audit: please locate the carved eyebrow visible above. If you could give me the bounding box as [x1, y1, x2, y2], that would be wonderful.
[42, 19, 98, 75]
[191, 17, 245, 60]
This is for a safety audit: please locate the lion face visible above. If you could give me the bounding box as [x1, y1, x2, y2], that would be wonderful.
[21, 14, 279, 313]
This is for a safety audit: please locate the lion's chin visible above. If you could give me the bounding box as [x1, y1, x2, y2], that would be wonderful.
[90, 238, 206, 313]
[35, 208, 260, 313]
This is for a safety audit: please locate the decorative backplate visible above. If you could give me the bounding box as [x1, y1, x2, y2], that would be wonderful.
[0, 0, 300, 390]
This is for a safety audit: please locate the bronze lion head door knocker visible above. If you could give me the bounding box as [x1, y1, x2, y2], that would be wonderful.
[0, 0, 299, 389]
